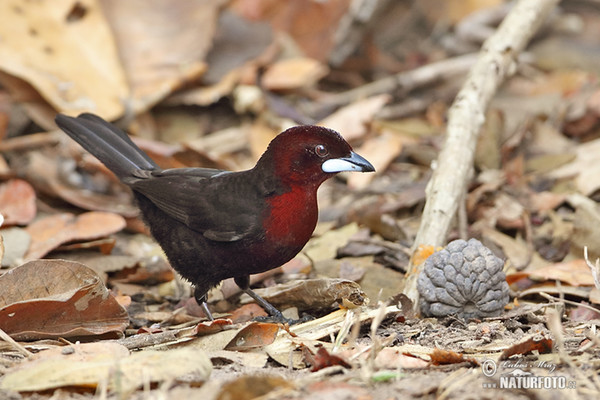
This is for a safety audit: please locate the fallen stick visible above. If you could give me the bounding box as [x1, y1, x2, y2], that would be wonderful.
[403, 0, 562, 307]
[320, 53, 478, 109]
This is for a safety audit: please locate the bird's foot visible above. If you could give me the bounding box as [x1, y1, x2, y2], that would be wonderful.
[240, 287, 313, 325]
[194, 287, 214, 321]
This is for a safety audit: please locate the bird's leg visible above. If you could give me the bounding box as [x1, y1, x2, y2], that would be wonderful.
[194, 286, 214, 321]
[234, 275, 292, 323]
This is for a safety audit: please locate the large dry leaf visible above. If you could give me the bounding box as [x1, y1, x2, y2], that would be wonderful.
[23, 150, 138, 217]
[100, 0, 223, 112]
[0, 71, 58, 129]
[318, 94, 391, 142]
[0, 179, 36, 225]
[24, 211, 126, 260]
[225, 322, 279, 351]
[262, 58, 329, 90]
[550, 138, 600, 196]
[0, 0, 129, 120]
[303, 223, 359, 262]
[202, 8, 272, 85]
[244, 278, 367, 312]
[374, 347, 429, 369]
[527, 259, 596, 287]
[230, 0, 350, 62]
[0, 259, 129, 340]
[0, 342, 211, 392]
[346, 131, 404, 190]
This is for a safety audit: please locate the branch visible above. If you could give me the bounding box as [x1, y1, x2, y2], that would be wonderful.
[403, 0, 562, 305]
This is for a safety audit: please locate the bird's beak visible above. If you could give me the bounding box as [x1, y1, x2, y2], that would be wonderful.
[322, 151, 375, 173]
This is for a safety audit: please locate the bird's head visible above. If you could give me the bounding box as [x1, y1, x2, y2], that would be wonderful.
[256, 125, 375, 187]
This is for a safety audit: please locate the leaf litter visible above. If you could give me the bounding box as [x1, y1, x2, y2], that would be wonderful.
[0, 1, 600, 399]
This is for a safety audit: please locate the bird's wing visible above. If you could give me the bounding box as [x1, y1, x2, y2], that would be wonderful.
[129, 168, 265, 242]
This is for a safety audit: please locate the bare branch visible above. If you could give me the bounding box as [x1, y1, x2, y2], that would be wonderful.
[404, 0, 562, 306]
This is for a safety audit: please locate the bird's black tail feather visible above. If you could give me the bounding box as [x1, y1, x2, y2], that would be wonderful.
[55, 113, 159, 180]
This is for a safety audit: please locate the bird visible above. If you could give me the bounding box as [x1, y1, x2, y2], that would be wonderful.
[55, 113, 375, 322]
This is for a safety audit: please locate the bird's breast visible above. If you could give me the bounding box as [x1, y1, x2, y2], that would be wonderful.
[262, 185, 318, 248]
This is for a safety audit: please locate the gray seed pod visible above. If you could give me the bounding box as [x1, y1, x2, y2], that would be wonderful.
[417, 238, 509, 319]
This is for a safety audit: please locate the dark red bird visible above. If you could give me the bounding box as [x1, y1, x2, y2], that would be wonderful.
[55, 113, 374, 322]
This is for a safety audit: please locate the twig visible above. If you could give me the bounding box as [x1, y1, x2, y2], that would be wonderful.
[403, 0, 561, 308]
[320, 53, 478, 110]
[539, 292, 600, 315]
[584, 246, 600, 290]
[0, 327, 33, 357]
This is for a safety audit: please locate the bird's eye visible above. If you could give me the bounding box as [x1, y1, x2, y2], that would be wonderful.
[314, 144, 328, 158]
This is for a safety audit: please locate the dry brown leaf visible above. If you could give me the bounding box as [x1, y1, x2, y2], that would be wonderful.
[0, 71, 59, 129]
[0, 259, 129, 340]
[318, 94, 391, 142]
[481, 227, 546, 270]
[229, 303, 268, 324]
[569, 302, 600, 321]
[374, 347, 429, 369]
[303, 345, 352, 372]
[19, 150, 138, 217]
[230, 0, 350, 62]
[225, 322, 280, 351]
[529, 191, 566, 213]
[419, 0, 503, 24]
[101, 0, 222, 112]
[202, 8, 273, 85]
[527, 259, 596, 287]
[550, 138, 600, 196]
[499, 336, 553, 360]
[248, 121, 278, 161]
[303, 223, 359, 262]
[245, 278, 367, 312]
[0, 342, 211, 392]
[188, 319, 234, 337]
[346, 131, 403, 190]
[525, 70, 591, 97]
[262, 58, 329, 90]
[0, 179, 36, 225]
[24, 211, 126, 260]
[429, 348, 478, 366]
[166, 68, 242, 107]
[0, 0, 129, 120]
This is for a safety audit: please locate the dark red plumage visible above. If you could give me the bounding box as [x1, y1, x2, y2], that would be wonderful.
[55, 113, 374, 322]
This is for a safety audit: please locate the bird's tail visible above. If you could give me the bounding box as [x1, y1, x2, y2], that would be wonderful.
[55, 113, 159, 180]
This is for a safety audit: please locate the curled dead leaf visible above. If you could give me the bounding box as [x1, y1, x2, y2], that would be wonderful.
[429, 348, 478, 366]
[302, 345, 352, 372]
[225, 322, 279, 351]
[500, 336, 553, 360]
[0, 259, 129, 340]
[244, 278, 367, 312]
[0, 0, 129, 120]
[24, 211, 126, 260]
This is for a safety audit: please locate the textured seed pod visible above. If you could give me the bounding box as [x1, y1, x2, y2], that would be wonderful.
[417, 238, 509, 319]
